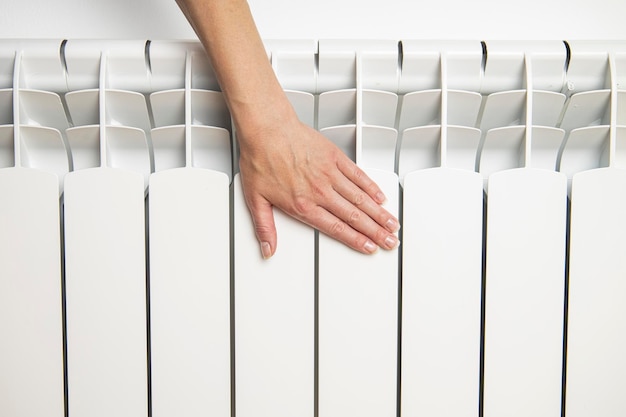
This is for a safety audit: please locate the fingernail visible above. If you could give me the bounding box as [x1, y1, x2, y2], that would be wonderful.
[375, 191, 387, 204]
[386, 218, 400, 232]
[260, 242, 272, 259]
[385, 235, 399, 250]
[363, 240, 378, 254]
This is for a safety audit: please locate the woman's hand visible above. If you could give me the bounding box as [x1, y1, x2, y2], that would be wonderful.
[237, 113, 400, 259]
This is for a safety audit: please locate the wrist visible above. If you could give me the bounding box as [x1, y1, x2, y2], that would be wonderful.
[231, 90, 299, 146]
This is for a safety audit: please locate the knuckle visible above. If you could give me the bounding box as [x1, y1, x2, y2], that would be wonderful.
[292, 195, 312, 217]
[254, 223, 273, 237]
[352, 191, 366, 206]
[374, 228, 390, 244]
[352, 167, 365, 181]
[311, 182, 327, 199]
[328, 220, 347, 236]
[352, 234, 372, 252]
[347, 209, 361, 226]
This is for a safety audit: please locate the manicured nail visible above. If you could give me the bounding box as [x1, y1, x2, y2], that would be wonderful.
[260, 242, 272, 259]
[386, 218, 400, 232]
[363, 240, 378, 254]
[385, 235, 399, 250]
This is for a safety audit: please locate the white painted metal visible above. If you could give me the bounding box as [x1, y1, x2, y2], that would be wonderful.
[0, 50, 64, 417]
[20, 125, 70, 192]
[319, 125, 357, 162]
[318, 169, 399, 417]
[106, 125, 152, 189]
[318, 89, 356, 128]
[565, 49, 626, 417]
[0, 88, 11, 124]
[149, 168, 231, 417]
[0, 168, 65, 417]
[285, 90, 315, 127]
[532, 91, 566, 127]
[565, 168, 626, 417]
[479, 90, 526, 131]
[190, 90, 231, 129]
[559, 90, 610, 133]
[399, 40, 483, 93]
[150, 90, 185, 127]
[318, 51, 399, 417]
[0, 125, 13, 167]
[234, 174, 315, 417]
[401, 167, 482, 417]
[267, 39, 317, 93]
[65, 89, 100, 125]
[149, 51, 231, 417]
[1, 38, 626, 417]
[64, 168, 148, 417]
[401, 50, 482, 417]
[446, 126, 482, 171]
[105, 90, 152, 132]
[482, 52, 568, 417]
[361, 125, 397, 172]
[191, 126, 232, 181]
[66, 125, 102, 170]
[480, 126, 565, 179]
[399, 90, 442, 130]
[19, 89, 69, 133]
[558, 126, 610, 182]
[447, 90, 483, 126]
[151, 125, 185, 171]
[398, 89, 481, 131]
[398, 125, 441, 177]
[64, 50, 148, 417]
[362, 89, 398, 127]
[148, 41, 218, 92]
[233, 56, 315, 416]
[482, 168, 567, 417]
[479, 41, 567, 94]
[527, 126, 565, 170]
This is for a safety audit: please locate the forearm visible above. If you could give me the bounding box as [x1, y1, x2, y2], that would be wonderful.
[175, 0, 295, 140]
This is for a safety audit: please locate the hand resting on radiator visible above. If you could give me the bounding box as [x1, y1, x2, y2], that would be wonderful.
[176, 0, 400, 258]
[237, 107, 401, 258]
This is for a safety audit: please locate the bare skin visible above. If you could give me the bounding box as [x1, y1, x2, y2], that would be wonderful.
[176, 0, 400, 258]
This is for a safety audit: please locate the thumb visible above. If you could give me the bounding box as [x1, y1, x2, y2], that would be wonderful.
[247, 196, 278, 259]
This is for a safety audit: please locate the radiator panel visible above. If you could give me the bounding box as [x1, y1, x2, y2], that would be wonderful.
[0, 168, 64, 417]
[318, 169, 399, 417]
[64, 168, 148, 417]
[565, 167, 626, 417]
[149, 168, 231, 417]
[234, 173, 316, 417]
[483, 168, 567, 417]
[400, 167, 483, 417]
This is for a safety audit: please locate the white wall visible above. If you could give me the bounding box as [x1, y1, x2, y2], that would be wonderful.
[1, 0, 626, 41]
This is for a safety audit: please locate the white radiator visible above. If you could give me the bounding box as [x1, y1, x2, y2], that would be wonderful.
[0, 39, 625, 417]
